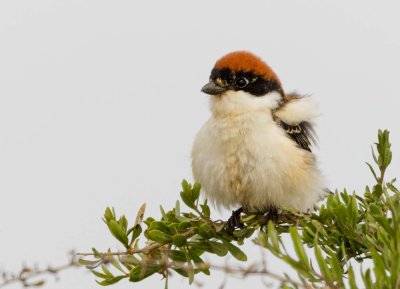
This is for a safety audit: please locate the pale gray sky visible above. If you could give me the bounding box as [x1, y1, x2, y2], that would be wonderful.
[1, 1, 399, 288]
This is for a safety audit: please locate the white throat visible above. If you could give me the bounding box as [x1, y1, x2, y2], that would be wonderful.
[209, 90, 282, 117]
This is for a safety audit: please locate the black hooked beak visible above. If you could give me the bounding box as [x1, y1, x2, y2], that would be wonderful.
[201, 81, 227, 95]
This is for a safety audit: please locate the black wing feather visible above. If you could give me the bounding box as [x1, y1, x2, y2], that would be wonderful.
[277, 120, 317, 152]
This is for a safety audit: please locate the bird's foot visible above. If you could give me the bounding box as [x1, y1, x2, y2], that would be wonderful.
[227, 207, 244, 229]
[260, 207, 279, 225]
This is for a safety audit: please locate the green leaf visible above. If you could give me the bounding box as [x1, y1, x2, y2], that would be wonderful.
[200, 203, 210, 218]
[371, 250, 386, 281]
[281, 257, 313, 280]
[118, 215, 128, 232]
[129, 265, 161, 282]
[173, 268, 189, 277]
[172, 234, 187, 247]
[92, 247, 102, 258]
[92, 270, 108, 279]
[362, 268, 373, 288]
[169, 250, 187, 262]
[314, 238, 331, 282]
[328, 253, 343, 285]
[143, 217, 155, 226]
[148, 229, 173, 244]
[183, 251, 195, 284]
[192, 183, 201, 202]
[222, 240, 247, 261]
[373, 215, 393, 235]
[175, 200, 180, 217]
[371, 145, 378, 165]
[390, 252, 400, 287]
[267, 221, 280, 251]
[372, 184, 383, 198]
[189, 242, 213, 255]
[159, 205, 166, 219]
[180, 180, 201, 210]
[79, 258, 103, 269]
[107, 220, 129, 247]
[209, 241, 228, 256]
[96, 275, 127, 286]
[110, 257, 126, 274]
[387, 182, 400, 194]
[181, 179, 191, 192]
[101, 265, 113, 278]
[198, 223, 215, 239]
[178, 222, 192, 232]
[187, 249, 210, 275]
[149, 221, 171, 234]
[348, 266, 358, 289]
[167, 223, 178, 235]
[133, 203, 146, 226]
[241, 214, 256, 222]
[180, 191, 195, 209]
[289, 227, 309, 269]
[119, 255, 140, 266]
[104, 207, 115, 223]
[129, 225, 142, 246]
[187, 264, 195, 284]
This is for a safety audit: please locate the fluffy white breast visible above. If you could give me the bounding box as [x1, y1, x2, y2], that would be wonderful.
[192, 91, 325, 212]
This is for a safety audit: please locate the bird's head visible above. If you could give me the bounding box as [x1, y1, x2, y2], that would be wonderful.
[202, 51, 284, 115]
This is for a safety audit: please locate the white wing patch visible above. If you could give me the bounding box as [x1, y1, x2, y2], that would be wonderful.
[275, 96, 320, 125]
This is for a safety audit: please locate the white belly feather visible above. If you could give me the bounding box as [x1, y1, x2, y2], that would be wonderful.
[191, 110, 325, 212]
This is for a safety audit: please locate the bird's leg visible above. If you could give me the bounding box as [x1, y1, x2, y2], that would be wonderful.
[261, 206, 279, 225]
[227, 207, 244, 229]
[268, 206, 279, 223]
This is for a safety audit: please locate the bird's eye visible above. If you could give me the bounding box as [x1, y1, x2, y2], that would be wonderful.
[236, 77, 248, 88]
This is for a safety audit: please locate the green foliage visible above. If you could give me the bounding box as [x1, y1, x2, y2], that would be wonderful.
[79, 130, 400, 288]
[254, 130, 399, 288]
[79, 180, 254, 287]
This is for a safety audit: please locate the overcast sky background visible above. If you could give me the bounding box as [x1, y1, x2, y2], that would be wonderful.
[1, 1, 399, 288]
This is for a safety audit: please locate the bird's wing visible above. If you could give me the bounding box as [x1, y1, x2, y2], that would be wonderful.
[273, 92, 319, 152]
[275, 119, 317, 152]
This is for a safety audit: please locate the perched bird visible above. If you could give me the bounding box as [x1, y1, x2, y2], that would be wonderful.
[191, 51, 325, 224]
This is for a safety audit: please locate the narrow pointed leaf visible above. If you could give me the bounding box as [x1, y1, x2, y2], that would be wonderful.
[209, 241, 228, 256]
[290, 227, 309, 269]
[148, 229, 172, 244]
[222, 240, 247, 261]
[107, 220, 129, 247]
[129, 265, 161, 282]
[96, 275, 127, 286]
